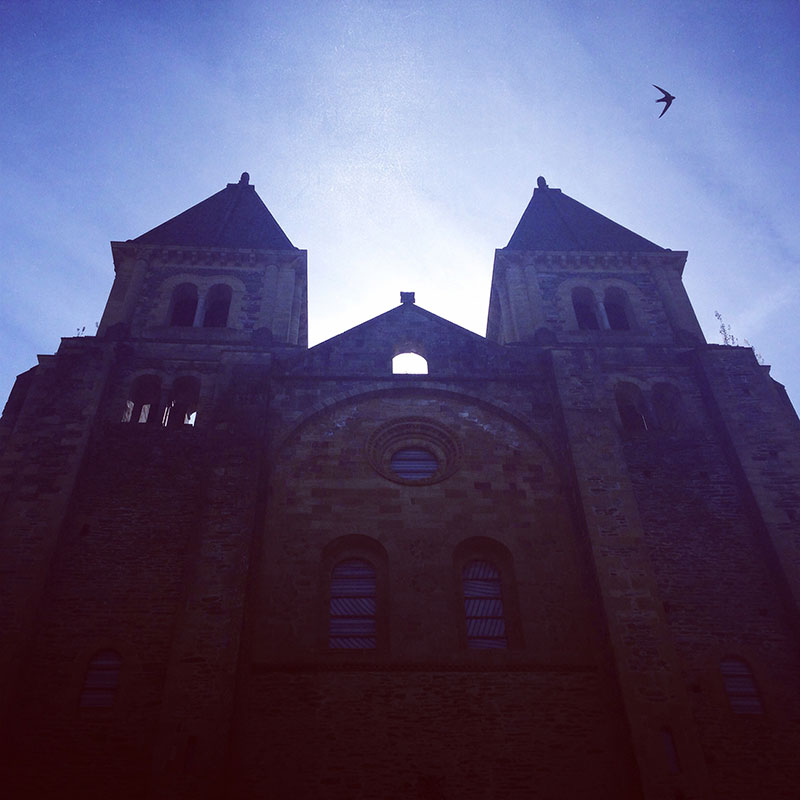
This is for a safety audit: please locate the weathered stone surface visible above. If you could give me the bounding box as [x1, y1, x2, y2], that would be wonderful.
[2, 177, 800, 800]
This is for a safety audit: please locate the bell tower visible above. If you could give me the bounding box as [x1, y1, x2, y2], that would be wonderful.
[486, 176, 703, 346]
[98, 172, 307, 346]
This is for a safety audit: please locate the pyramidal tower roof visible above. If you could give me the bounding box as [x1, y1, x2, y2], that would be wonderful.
[132, 172, 296, 249]
[505, 177, 664, 252]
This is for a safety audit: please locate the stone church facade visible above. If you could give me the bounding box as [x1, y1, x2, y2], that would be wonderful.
[1, 173, 799, 799]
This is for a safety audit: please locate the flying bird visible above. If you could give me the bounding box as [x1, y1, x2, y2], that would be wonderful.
[653, 85, 675, 118]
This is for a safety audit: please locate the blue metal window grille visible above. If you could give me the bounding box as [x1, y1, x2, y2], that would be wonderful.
[720, 658, 763, 714]
[80, 650, 122, 708]
[462, 560, 507, 649]
[390, 448, 438, 480]
[329, 559, 377, 649]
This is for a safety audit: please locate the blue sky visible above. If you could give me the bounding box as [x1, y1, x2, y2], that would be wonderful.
[1, 0, 799, 406]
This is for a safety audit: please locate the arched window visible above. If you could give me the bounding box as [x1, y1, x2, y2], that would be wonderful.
[462, 559, 507, 649]
[169, 283, 198, 327]
[122, 374, 161, 424]
[615, 382, 650, 433]
[572, 287, 600, 330]
[720, 657, 763, 714]
[652, 383, 683, 432]
[80, 650, 121, 708]
[329, 558, 377, 649]
[163, 376, 200, 428]
[202, 284, 232, 328]
[604, 287, 633, 331]
[392, 352, 428, 374]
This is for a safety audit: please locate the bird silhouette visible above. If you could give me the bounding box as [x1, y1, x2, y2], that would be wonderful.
[653, 85, 675, 118]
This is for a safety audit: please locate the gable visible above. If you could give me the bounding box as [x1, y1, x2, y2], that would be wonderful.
[285, 302, 516, 377]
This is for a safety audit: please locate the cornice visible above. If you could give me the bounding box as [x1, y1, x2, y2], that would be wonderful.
[110, 240, 306, 270]
[493, 249, 688, 274]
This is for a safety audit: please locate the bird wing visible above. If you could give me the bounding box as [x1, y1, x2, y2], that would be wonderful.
[658, 98, 673, 117]
[653, 84, 668, 96]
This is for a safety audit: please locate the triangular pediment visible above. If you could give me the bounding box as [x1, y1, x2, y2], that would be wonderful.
[287, 301, 514, 377]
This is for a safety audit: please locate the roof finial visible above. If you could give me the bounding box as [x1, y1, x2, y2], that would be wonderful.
[239, 172, 250, 185]
[537, 176, 548, 189]
[400, 291, 415, 305]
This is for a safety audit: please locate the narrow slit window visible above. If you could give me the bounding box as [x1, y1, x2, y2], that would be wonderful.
[463, 560, 507, 649]
[80, 650, 122, 708]
[720, 658, 763, 714]
[329, 559, 377, 649]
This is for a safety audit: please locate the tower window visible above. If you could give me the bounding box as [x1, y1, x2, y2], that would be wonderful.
[169, 283, 198, 327]
[462, 559, 507, 649]
[615, 382, 650, 433]
[572, 287, 600, 330]
[392, 352, 428, 374]
[604, 287, 633, 331]
[163, 376, 200, 428]
[80, 650, 122, 708]
[720, 658, 763, 714]
[122, 374, 161, 424]
[203, 284, 232, 328]
[652, 382, 683, 432]
[329, 559, 377, 649]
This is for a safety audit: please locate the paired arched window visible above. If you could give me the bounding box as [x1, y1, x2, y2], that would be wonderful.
[122, 374, 162, 424]
[79, 650, 122, 708]
[167, 282, 233, 328]
[720, 657, 763, 714]
[122, 375, 200, 427]
[329, 558, 377, 649]
[462, 559, 508, 649]
[571, 286, 635, 331]
[614, 381, 684, 434]
[169, 283, 198, 327]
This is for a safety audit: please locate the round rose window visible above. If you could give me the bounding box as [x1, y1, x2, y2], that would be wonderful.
[366, 418, 461, 485]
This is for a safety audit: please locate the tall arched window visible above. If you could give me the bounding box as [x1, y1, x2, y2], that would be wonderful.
[615, 382, 650, 433]
[163, 376, 200, 428]
[720, 657, 763, 714]
[79, 650, 122, 708]
[572, 287, 600, 330]
[122, 374, 161, 424]
[329, 558, 377, 649]
[604, 287, 633, 331]
[203, 284, 232, 328]
[462, 559, 507, 649]
[169, 283, 198, 327]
